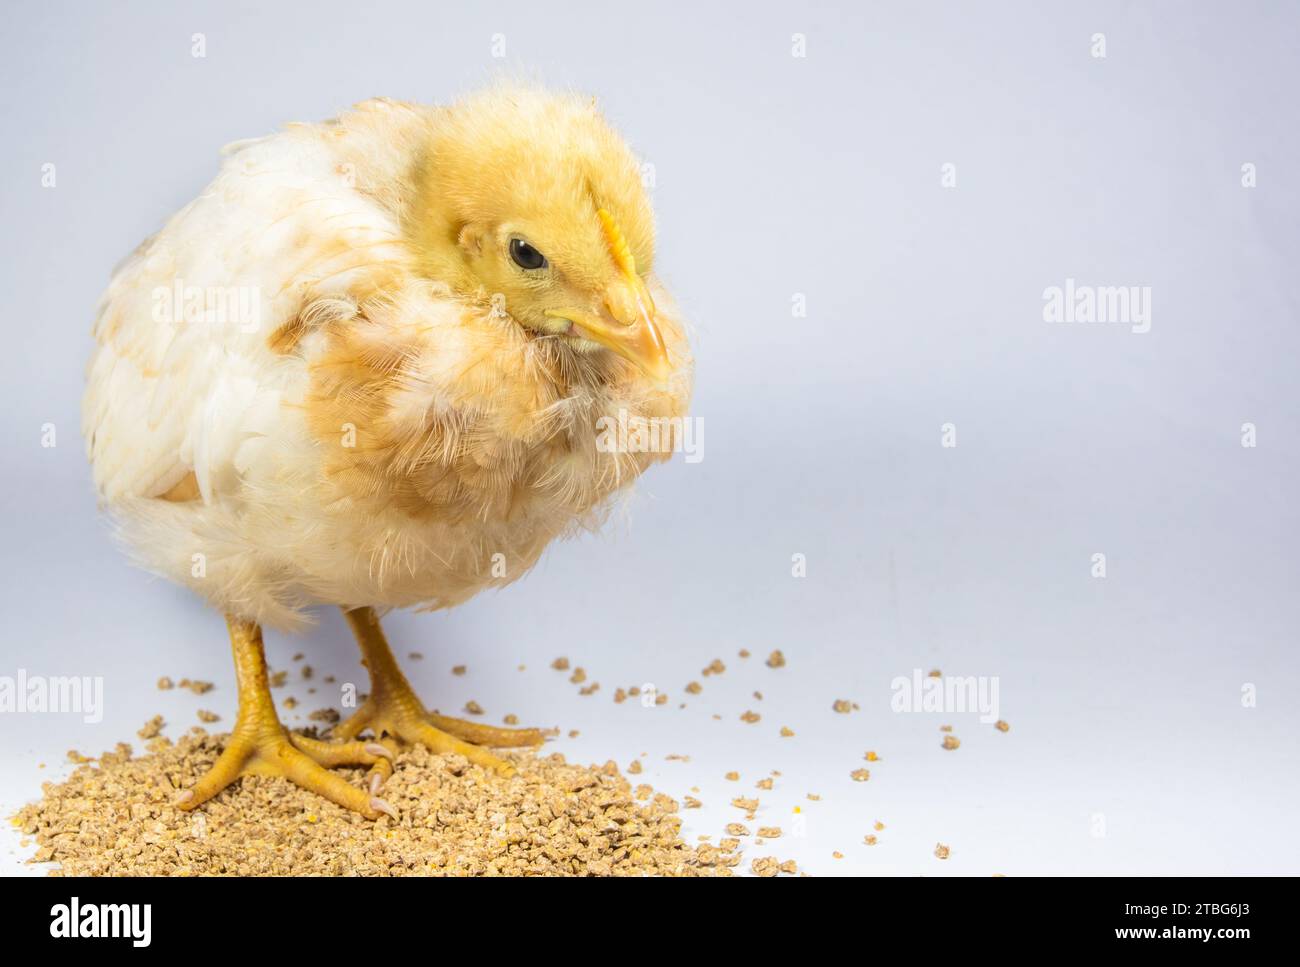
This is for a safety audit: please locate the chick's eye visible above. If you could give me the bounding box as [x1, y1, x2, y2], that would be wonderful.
[510, 238, 547, 270]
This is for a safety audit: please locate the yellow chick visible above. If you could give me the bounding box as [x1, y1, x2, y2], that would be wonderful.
[82, 87, 693, 817]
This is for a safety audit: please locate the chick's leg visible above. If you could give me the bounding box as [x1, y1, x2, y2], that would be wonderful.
[334, 607, 544, 780]
[176, 616, 395, 819]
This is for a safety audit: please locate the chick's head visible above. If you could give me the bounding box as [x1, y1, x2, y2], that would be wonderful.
[410, 87, 672, 381]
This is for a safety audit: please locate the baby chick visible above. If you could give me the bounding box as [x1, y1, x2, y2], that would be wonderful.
[83, 87, 693, 817]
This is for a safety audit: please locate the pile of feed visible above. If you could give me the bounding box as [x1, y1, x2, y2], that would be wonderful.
[14, 731, 741, 876]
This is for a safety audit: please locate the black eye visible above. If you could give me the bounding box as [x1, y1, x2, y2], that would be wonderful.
[510, 238, 547, 270]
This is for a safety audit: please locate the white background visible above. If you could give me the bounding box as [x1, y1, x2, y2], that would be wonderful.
[1, 1, 1297, 875]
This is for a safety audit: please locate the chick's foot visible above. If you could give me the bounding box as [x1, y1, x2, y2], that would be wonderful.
[176, 616, 395, 819]
[333, 607, 545, 783]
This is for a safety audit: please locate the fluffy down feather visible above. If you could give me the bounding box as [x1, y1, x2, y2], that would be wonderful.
[83, 90, 692, 630]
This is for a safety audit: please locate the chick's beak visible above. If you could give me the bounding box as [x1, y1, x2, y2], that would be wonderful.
[544, 278, 671, 383]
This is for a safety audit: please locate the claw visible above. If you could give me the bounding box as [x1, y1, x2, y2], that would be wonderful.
[365, 742, 393, 761]
[369, 796, 398, 820]
[369, 772, 385, 795]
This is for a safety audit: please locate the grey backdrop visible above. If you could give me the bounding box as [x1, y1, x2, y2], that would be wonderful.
[2, 0, 1297, 875]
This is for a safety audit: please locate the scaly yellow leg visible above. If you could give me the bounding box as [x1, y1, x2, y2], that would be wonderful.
[333, 607, 545, 781]
[176, 616, 395, 819]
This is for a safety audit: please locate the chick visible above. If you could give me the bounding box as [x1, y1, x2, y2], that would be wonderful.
[83, 88, 692, 818]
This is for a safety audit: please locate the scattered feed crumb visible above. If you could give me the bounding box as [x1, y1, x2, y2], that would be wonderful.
[755, 778, 773, 790]
[740, 710, 760, 724]
[832, 851, 843, 859]
[685, 681, 702, 695]
[66, 750, 91, 764]
[928, 669, 942, 678]
[807, 793, 821, 801]
[995, 720, 1010, 732]
[780, 726, 794, 737]
[701, 659, 725, 677]
[628, 760, 642, 775]
[137, 716, 164, 740]
[874, 820, 885, 831]
[178, 679, 214, 695]
[941, 735, 961, 751]
[613, 688, 627, 703]
[567, 729, 580, 738]
[935, 843, 951, 860]
[757, 826, 781, 838]
[551, 657, 570, 671]
[865, 750, 879, 761]
[765, 650, 786, 668]
[301, 665, 313, 680]
[196, 710, 220, 723]
[940, 724, 953, 732]
[451, 665, 466, 676]
[156, 677, 174, 691]
[503, 714, 518, 725]
[684, 797, 702, 809]
[850, 768, 870, 782]
[579, 683, 600, 696]
[267, 672, 287, 689]
[725, 823, 750, 836]
[654, 694, 667, 706]
[283, 696, 298, 710]
[569, 667, 587, 685]
[408, 652, 423, 661]
[751, 856, 797, 877]
[731, 797, 758, 812]
[738, 649, 750, 658]
[832, 699, 855, 714]
[308, 708, 340, 724]
[463, 701, 484, 716]
[724, 772, 739, 781]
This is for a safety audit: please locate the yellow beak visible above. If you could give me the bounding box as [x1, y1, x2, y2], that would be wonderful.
[544, 278, 671, 382]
